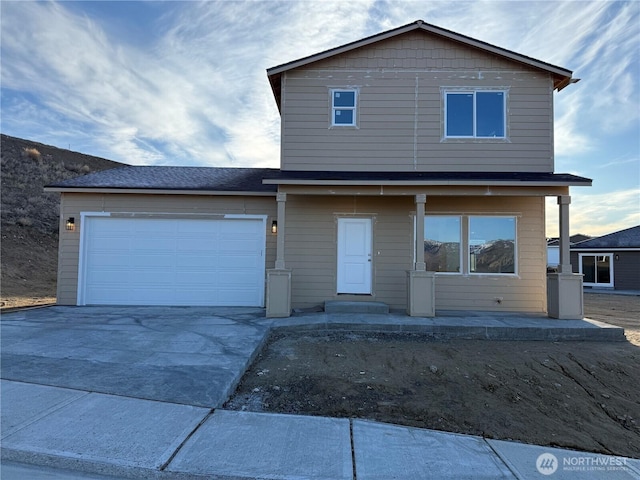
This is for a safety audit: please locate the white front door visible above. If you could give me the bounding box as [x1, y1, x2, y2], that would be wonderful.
[337, 218, 372, 294]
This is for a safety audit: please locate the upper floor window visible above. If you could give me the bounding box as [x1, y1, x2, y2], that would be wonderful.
[331, 89, 357, 126]
[445, 90, 506, 138]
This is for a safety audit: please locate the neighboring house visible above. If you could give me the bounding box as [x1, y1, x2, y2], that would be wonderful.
[47, 20, 591, 318]
[547, 234, 591, 268]
[570, 225, 640, 290]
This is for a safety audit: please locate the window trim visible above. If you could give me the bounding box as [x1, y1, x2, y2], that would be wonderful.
[416, 215, 517, 276]
[423, 215, 462, 274]
[330, 88, 358, 127]
[468, 215, 517, 276]
[443, 88, 508, 139]
[578, 253, 614, 288]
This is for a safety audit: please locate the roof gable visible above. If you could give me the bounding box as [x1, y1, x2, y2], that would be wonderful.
[267, 20, 574, 109]
[572, 225, 640, 249]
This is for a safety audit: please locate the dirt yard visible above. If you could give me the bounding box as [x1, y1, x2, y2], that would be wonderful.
[226, 293, 640, 459]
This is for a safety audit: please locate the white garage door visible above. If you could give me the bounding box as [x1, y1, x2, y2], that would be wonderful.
[79, 216, 265, 306]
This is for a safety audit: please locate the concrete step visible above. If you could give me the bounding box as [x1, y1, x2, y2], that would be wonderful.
[324, 301, 389, 314]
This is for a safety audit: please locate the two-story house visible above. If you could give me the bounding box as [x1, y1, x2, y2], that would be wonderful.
[48, 20, 591, 319]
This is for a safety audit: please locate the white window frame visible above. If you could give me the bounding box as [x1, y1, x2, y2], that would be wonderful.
[423, 215, 463, 274]
[331, 88, 358, 127]
[415, 215, 517, 276]
[579, 253, 614, 288]
[444, 89, 507, 139]
[468, 215, 517, 276]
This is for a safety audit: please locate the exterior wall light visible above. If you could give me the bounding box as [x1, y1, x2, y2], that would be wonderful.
[66, 217, 75, 231]
[271, 220, 277, 234]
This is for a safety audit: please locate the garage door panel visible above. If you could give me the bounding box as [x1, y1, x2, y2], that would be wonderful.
[219, 254, 259, 268]
[130, 255, 176, 268]
[89, 237, 132, 251]
[177, 238, 218, 251]
[81, 217, 265, 306]
[223, 274, 261, 287]
[131, 238, 177, 252]
[88, 255, 131, 268]
[176, 256, 219, 268]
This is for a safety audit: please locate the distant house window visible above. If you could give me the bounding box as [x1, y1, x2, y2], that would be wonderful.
[469, 216, 516, 274]
[331, 89, 357, 126]
[445, 91, 506, 138]
[424, 216, 461, 273]
[579, 253, 614, 287]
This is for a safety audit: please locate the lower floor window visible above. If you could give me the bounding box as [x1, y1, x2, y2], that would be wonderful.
[423, 215, 517, 275]
[469, 216, 516, 274]
[424, 216, 461, 272]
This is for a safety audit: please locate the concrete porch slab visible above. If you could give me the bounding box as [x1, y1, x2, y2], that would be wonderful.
[352, 420, 514, 479]
[271, 312, 625, 341]
[167, 409, 352, 480]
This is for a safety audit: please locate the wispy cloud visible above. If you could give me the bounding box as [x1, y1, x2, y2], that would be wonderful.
[1, 1, 638, 234]
[546, 188, 640, 237]
[1, 0, 381, 166]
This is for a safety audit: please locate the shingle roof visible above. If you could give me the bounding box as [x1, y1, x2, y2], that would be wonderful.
[571, 225, 640, 249]
[547, 234, 592, 246]
[46, 167, 592, 192]
[47, 166, 279, 193]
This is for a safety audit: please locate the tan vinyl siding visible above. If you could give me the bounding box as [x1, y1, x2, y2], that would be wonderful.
[285, 194, 546, 312]
[56, 193, 277, 305]
[285, 196, 413, 309]
[280, 31, 554, 173]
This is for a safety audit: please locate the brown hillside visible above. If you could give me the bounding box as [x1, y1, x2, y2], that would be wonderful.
[1, 134, 125, 306]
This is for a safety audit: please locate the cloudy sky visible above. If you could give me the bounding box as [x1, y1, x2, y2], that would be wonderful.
[1, 1, 638, 237]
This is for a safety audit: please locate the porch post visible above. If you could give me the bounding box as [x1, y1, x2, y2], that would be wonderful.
[558, 195, 572, 273]
[407, 194, 435, 317]
[547, 195, 584, 319]
[275, 192, 287, 270]
[414, 194, 427, 271]
[266, 192, 291, 318]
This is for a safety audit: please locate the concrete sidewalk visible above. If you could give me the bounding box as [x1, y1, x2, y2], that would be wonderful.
[2, 380, 639, 479]
[0, 306, 635, 479]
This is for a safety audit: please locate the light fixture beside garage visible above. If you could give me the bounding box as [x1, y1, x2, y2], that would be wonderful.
[66, 217, 75, 231]
[271, 220, 277, 234]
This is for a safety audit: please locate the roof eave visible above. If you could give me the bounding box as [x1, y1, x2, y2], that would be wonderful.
[266, 20, 574, 108]
[262, 179, 591, 187]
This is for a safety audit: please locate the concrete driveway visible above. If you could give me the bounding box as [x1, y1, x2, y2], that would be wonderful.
[0, 306, 270, 407]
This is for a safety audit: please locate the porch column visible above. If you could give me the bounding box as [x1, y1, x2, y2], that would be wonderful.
[407, 194, 435, 317]
[414, 194, 426, 271]
[547, 195, 584, 319]
[558, 195, 572, 273]
[266, 192, 292, 318]
[275, 192, 287, 269]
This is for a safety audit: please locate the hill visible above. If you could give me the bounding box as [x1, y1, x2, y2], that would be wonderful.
[1, 134, 125, 307]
